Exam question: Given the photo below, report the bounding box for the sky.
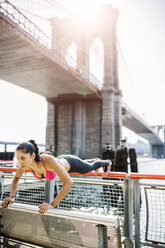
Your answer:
[0,0,165,144]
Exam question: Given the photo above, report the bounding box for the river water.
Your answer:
[137,157,165,174]
[137,157,165,184]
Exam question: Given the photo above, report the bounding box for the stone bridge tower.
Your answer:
[46,5,122,158]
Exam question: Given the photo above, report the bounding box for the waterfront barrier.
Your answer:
[0,166,165,247]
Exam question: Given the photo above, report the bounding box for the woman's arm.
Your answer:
[1,167,24,209]
[39,155,73,215]
[50,174,73,208]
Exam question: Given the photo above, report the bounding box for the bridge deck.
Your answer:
[0,16,97,98]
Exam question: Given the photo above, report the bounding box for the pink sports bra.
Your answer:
[32,158,62,181]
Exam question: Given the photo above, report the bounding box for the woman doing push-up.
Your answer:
[1,140,111,215]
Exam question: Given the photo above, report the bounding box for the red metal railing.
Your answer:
[1,166,165,180]
[0,167,127,179]
[1,160,165,180]
[130,173,165,180]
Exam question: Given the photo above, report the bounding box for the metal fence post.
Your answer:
[0,214,3,245]
[44,180,55,204]
[134,179,141,248]
[124,176,133,241]
[0,179,3,200]
[97,224,108,248]
[2,237,9,248]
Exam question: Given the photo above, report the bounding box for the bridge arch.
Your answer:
[51,4,118,89]
[89,38,104,85]
[65,42,77,70]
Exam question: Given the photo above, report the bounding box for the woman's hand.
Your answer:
[1,198,14,209]
[38,202,53,215]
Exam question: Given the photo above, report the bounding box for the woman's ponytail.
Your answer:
[28,140,40,162]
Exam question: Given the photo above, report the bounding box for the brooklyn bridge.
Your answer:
[0,0,164,158]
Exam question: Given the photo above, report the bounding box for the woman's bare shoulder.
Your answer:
[40,153,56,165]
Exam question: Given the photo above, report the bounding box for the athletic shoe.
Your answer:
[103,160,112,177]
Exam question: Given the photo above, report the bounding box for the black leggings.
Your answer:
[57,154,108,174]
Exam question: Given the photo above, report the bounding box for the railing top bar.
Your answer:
[0,167,31,173]
[0,174,124,185]
[130,173,165,180]
[69,172,127,179]
[0,160,14,164]
[68,177,124,185]
[0,167,127,179]
[139,182,165,187]
[0,174,37,180]
[1,167,165,180]
[0,142,45,146]
[0,201,119,228]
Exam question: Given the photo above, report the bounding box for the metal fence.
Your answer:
[139,184,165,247]
[1,175,45,205]
[0,175,125,219]
[144,186,165,244]
[130,174,165,248]
[0,170,165,248]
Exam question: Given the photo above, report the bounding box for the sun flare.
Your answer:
[67,0,103,16]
